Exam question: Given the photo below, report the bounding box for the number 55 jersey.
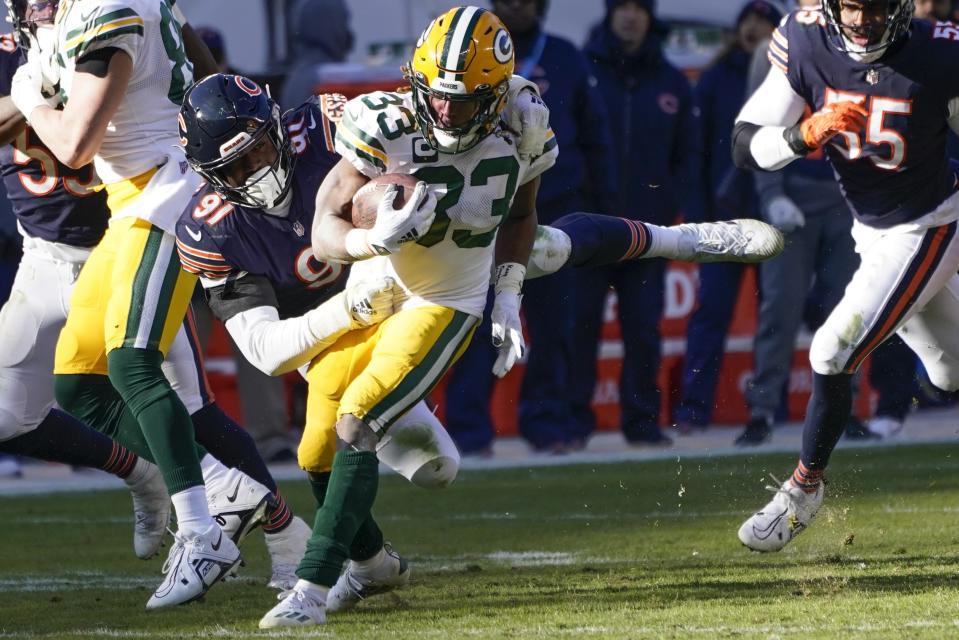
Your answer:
[769,11,959,227]
[337,91,557,318]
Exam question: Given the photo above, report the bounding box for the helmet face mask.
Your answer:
[406,6,515,154]
[822,0,915,55]
[5,0,58,49]
[179,75,296,211]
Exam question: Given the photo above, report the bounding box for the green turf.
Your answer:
[3,443,959,639]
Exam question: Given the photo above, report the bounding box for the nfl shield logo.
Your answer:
[293,221,305,237]
[866,68,880,85]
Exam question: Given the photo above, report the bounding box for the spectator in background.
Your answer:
[193,27,236,74]
[196,25,288,104]
[571,0,704,447]
[443,0,617,456]
[733,0,860,445]
[280,0,352,109]
[914,0,953,20]
[673,0,781,434]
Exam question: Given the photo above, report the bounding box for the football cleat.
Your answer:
[734,416,773,447]
[259,581,327,628]
[676,219,784,264]
[327,543,410,613]
[738,476,824,552]
[205,467,273,546]
[145,525,241,609]
[867,415,904,439]
[124,459,171,560]
[265,516,312,590]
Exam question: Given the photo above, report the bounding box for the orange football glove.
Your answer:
[799,101,868,149]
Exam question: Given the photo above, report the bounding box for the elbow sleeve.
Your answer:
[731,121,762,171]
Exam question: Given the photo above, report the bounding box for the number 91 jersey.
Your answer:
[769,11,959,227]
[336,91,557,317]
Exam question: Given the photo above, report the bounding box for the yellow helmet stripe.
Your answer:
[441,6,482,80]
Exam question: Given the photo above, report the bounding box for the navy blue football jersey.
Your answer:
[0,34,109,247]
[176,96,346,319]
[768,13,959,227]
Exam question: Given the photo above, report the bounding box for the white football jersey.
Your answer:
[336,91,558,317]
[50,0,199,231]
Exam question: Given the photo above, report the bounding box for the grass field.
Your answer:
[3,443,959,639]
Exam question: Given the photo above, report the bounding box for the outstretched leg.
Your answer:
[526,213,784,279]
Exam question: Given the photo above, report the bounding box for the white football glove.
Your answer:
[10,51,59,119]
[505,76,550,159]
[344,276,396,328]
[366,181,437,254]
[491,262,526,378]
[764,195,806,233]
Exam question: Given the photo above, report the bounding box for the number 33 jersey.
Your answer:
[770,11,959,227]
[336,91,557,317]
[52,0,191,184]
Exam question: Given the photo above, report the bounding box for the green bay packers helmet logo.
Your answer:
[493,29,513,64]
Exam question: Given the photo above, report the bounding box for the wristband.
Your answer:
[344,228,380,260]
[783,123,814,156]
[493,262,526,295]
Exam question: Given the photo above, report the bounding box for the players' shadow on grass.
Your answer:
[380,556,959,613]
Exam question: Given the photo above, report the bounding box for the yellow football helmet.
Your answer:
[406,6,515,153]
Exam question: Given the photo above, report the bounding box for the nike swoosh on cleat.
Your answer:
[226,479,242,503]
[751,508,788,540]
[211,530,223,551]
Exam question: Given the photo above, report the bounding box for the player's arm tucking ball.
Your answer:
[490,175,540,378]
[312,158,436,263]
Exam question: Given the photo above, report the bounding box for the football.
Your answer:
[351,173,422,230]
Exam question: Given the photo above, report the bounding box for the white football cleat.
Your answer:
[327,543,410,613]
[205,467,273,546]
[676,219,784,264]
[145,525,241,609]
[123,459,171,560]
[266,516,311,590]
[259,581,327,628]
[738,477,824,552]
[867,415,904,439]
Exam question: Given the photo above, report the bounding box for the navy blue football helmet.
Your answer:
[822,0,915,55]
[178,74,295,210]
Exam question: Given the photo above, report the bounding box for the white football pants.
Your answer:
[810,191,959,392]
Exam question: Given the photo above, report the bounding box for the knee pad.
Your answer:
[526,224,573,280]
[377,401,460,489]
[0,290,40,370]
[809,327,852,375]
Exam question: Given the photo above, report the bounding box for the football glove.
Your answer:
[10,51,59,119]
[491,262,526,378]
[799,101,867,150]
[764,195,806,233]
[505,76,551,159]
[344,276,396,328]
[366,181,437,254]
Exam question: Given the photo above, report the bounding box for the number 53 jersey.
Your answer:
[336,91,557,317]
[770,11,959,227]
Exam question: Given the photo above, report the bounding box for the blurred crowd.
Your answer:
[3,0,959,477]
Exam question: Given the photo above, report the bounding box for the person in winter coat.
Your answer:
[570,0,705,447]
